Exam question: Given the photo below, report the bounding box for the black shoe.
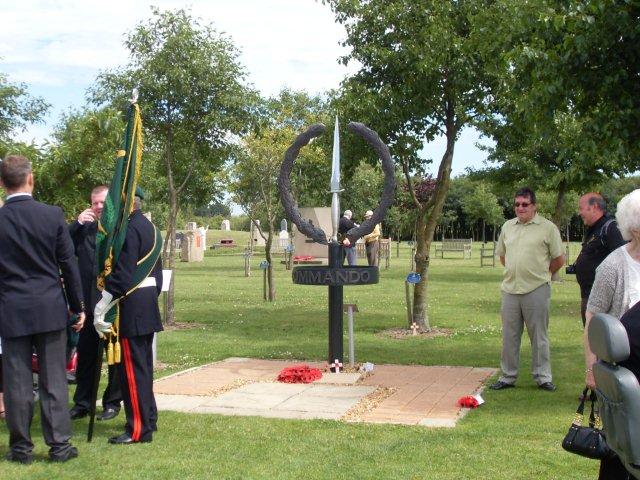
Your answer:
[5,451,33,465]
[49,446,78,463]
[538,381,557,392]
[490,380,515,390]
[69,405,88,420]
[108,433,151,445]
[97,408,120,421]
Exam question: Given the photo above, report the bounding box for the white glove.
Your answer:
[93,315,112,337]
[94,291,116,318]
[93,291,117,337]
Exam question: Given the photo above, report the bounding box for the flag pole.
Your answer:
[87,338,104,442]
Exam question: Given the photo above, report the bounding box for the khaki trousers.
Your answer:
[499,283,552,385]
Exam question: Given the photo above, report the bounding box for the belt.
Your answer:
[139,277,156,288]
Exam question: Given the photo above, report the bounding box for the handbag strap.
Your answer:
[588,391,596,427]
[587,388,603,429]
[573,387,589,425]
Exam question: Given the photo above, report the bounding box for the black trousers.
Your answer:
[118,334,157,442]
[599,454,632,479]
[2,329,75,457]
[73,316,122,411]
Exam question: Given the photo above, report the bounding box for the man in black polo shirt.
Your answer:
[574,192,627,326]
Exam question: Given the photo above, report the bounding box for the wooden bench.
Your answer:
[380,238,390,269]
[480,243,496,267]
[435,238,472,259]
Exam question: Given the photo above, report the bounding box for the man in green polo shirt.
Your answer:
[491,187,564,392]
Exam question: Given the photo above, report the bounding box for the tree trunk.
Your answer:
[482,218,486,244]
[412,210,430,329]
[162,140,178,325]
[265,222,276,302]
[412,108,457,330]
[164,185,178,325]
[552,180,567,228]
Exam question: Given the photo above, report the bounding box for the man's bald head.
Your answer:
[578,192,606,226]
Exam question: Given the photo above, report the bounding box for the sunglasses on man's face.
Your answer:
[514,202,531,208]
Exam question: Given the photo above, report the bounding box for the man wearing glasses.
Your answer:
[491,187,564,392]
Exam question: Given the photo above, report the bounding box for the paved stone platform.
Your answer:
[154,358,496,427]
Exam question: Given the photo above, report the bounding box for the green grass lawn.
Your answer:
[1,242,599,479]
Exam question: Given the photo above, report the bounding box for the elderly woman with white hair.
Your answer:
[585,189,640,389]
[584,190,640,480]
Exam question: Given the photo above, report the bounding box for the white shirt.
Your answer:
[5,192,32,200]
[623,247,640,308]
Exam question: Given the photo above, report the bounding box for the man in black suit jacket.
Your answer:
[68,185,122,422]
[93,189,163,444]
[0,155,85,464]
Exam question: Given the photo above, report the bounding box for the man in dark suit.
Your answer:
[0,155,85,464]
[68,185,122,422]
[93,188,163,444]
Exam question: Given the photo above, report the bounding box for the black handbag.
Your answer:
[562,387,612,459]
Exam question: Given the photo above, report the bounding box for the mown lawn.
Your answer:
[0,242,599,479]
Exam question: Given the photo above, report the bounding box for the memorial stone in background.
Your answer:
[180,225,204,262]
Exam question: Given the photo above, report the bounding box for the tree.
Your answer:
[342,162,384,223]
[34,107,125,215]
[232,128,287,301]
[328,0,494,329]
[231,90,330,301]
[472,1,640,226]
[0,69,49,143]
[536,190,579,241]
[91,8,253,323]
[462,182,503,243]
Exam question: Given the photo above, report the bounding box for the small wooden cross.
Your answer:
[411,322,419,336]
[330,359,343,373]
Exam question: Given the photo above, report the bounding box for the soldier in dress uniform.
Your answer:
[93,187,163,444]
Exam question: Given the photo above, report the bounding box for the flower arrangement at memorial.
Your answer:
[277,364,323,383]
[456,395,480,408]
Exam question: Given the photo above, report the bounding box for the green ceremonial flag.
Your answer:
[95,100,161,364]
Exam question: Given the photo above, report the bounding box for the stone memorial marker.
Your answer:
[251,219,266,247]
[278,118,395,371]
[292,207,331,260]
[180,224,204,262]
[221,219,231,231]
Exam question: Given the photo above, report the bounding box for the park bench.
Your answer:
[355,239,391,269]
[480,242,496,267]
[435,238,472,259]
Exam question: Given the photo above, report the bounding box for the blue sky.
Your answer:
[1,0,492,178]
